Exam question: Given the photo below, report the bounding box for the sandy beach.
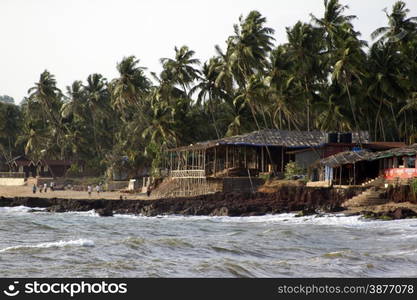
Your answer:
[0,185,150,200]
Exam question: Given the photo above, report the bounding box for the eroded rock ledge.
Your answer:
[0,186,357,217]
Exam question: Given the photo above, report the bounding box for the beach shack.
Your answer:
[310,143,415,185]
[159,129,368,197]
[37,159,72,178]
[8,155,37,178]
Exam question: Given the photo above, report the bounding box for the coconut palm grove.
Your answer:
[1,0,417,178]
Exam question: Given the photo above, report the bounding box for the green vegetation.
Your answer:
[410,178,417,200]
[1,1,417,177]
[0,95,15,104]
[284,161,305,180]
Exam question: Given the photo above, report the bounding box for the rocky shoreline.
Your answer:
[0,186,356,217]
[1,185,417,220]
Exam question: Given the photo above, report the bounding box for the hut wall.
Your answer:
[295,150,322,170]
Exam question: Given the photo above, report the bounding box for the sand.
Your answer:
[0,185,151,200]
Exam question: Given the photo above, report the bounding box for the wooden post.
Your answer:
[353,163,356,185]
[198,150,201,169]
[231,146,234,168]
[203,150,206,173]
[226,146,228,170]
[339,166,342,186]
[244,147,247,168]
[214,148,217,176]
[261,147,264,173]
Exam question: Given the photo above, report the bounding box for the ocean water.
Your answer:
[1,206,417,277]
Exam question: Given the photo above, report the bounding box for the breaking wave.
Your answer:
[0,239,95,253]
[0,206,45,213]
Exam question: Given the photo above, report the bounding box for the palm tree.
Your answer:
[27,70,66,158]
[190,57,229,138]
[28,70,62,129]
[311,0,356,53]
[110,56,151,118]
[371,1,417,44]
[142,95,177,148]
[367,42,406,140]
[225,11,275,87]
[266,46,300,130]
[160,46,200,94]
[285,21,324,131]
[61,80,86,120]
[84,73,110,156]
[232,74,268,130]
[331,24,367,143]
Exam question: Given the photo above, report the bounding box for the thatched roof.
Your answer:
[169,129,369,152]
[370,143,417,159]
[315,144,417,168]
[314,150,376,168]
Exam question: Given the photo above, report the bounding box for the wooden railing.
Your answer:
[0,172,25,178]
[170,169,206,178]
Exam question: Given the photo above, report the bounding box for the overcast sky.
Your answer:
[1,0,416,103]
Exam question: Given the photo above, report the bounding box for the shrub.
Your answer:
[284,161,305,180]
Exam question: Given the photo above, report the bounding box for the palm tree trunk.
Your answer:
[374,97,383,141]
[389,103,400,141]
[208,100,220,139]
[345,81,361,145]
[8,137,12,160]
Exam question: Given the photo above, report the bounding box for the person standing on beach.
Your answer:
[44,183,48,193]
[39,185,43,193]
[50,182,54,191]
[96,185,100,195]
[32,184,37,194]
[87,185,92,197]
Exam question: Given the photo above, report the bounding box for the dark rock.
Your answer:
[95,208,113,217]
[47,205,66,213]
[295,208,316,217]
[392,208,417,219]
[0,185,364,217]
[210,207,229,216]
[361,208,417,220]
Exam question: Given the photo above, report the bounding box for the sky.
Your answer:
[1,0,417,104]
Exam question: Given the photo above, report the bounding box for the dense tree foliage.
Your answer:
[1,1,417,176]
[0,95,15,104]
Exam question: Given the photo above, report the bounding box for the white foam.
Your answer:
[0,206,46,214]
[113,214,143,219]
[0,239,95,253]
[63,210,99,217]
[110,212,417,230]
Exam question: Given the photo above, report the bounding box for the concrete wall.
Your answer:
[0,178,26,186]
[106,181,129,191]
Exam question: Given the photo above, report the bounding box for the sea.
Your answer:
[1,206,417,277]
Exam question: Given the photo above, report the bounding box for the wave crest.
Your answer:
[0,239,95,253]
